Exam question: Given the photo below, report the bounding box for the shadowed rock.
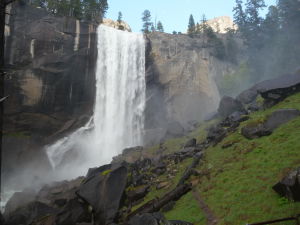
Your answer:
[77,166,128,225]
[218,96,244,118]
[241,109,300,139]
[273,167,300,201]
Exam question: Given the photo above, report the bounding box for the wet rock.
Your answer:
[4,190,36,218]
[161,201,176,212]
[55,199,91,225]
[4,201,57,225]
[204,111,219,122]
[237,87,258,105]
[85,164,112,180]
[273,167,300,201]
[77,166,127,225]
[258,72,300,106]
[128,212,169,225]
[151,162,167,175]
[241,123,271,139]
[218,96,244,118]
[206,125,227,145]
[241,109,300,139]
[264,109,300,131]
[127,186,150,203]
[184,138,197,148]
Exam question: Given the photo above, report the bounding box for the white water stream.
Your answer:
[46,25,146,177]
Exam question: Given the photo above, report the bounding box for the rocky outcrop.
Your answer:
[241,109,300,139]
[237,71,300,106]
[102,18,131,32]
[145,32,235,143]
[218,96,244,117]
[273,167,300,201]
[206,16,237,34]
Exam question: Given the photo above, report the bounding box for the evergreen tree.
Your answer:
[142,10,152,33]
[151,23,156,32]
[117,11,122,24]
[187,14,195,35]
[233,0,247,29]
[245,0,266,29]
[157,21,164,32]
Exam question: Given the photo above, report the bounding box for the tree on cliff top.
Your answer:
[141,9,152,33]
[157,21,164,32]
[187,14,195,35]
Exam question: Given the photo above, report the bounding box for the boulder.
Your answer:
[77,166,128,225]
[241,109,300,139]
[184,138,197,148]
[241,123,271,139]
[127,186,150,203]
[128,212,169,225]
[4,190,36,218]
[273,167,300,201]
[264,109,300,131]
[206,125,227,145]
[236,87,258,105]
[257,72,300,105]
[4,201,57,225]
[55,199,91,225]
[218,96,244,118]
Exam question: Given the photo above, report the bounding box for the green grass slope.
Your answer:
[163,92,300,224]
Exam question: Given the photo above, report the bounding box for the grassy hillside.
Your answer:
[139,92,300,225]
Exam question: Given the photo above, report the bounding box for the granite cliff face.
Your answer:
[3,2,97,188]
[145,32,234,144]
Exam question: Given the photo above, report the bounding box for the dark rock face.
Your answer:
[3,3,97,189]
[55,199,90,225]
[218,96,244,118]
[241,109,300,139]
[184,138,197,148]
[237,71,300,107]
[241,123,271,139]
[4,201,57,225]
[77,166,128,225]
[273,167,300,201]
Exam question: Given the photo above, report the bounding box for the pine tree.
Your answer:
[187,14,195,35]
[245,0,266,29]
[142,10,152,33]
[233,0,247,29]
[151,23,155,32]
[157,21,164,32]
[117,11,122,24]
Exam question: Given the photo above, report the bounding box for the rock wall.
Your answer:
[145,32,234,140]
[3,2,98,188]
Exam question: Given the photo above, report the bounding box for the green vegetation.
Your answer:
[29,0,108,21]
[233,0,300,79]
[137,92,300,224]
[101,169,112,176]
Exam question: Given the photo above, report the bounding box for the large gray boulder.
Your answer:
[4,201,57,225]
[241,109,300,139]
[273,167,300,201]
[218,96,244,118]
[77,166,128,225]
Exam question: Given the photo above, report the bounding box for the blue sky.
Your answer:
[106,0,277,33]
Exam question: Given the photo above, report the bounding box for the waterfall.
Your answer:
[46,25,146,178]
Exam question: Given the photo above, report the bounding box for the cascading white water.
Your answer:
[46,25,145,177]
